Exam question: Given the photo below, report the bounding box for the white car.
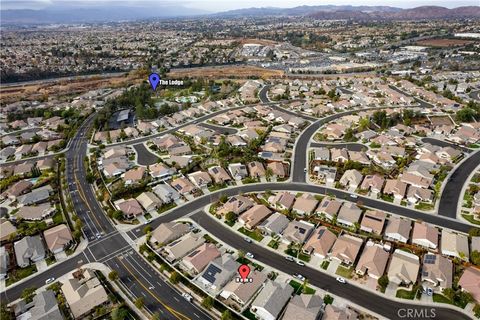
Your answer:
[296,260,305,266]
[336,277,346,284]
[244,237,252,243]
[350,194,358,199]
[304,168,308,173]
[182,292,193,302]
[96,233,101,239]
[45,277,55,285]
[246,252,254,259]
[294,273,306,281]
[285,256,295,262]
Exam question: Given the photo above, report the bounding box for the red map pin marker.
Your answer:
[238,264,251,282]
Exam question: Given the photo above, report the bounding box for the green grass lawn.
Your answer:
[396,288,417,300]
[267,239,279,249]
[6,265,38,286]
[208,183,227,192]
[52,211,64,224]
[289,280,316,295]
[415,202,434,211]
[238,227,264,241]
[335,266,353,279]
[224,219,235,227]
[462,214,480,225]
[46,256,56,266]
[433,293,452,304]
[321,261,330,270]
[298,253,311,263]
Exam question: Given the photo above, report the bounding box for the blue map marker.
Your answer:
[148,73,160,91]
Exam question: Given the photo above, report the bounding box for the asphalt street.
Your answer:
[190,211,470,320]
[310,142,366,151]
[132,143,160,166]
[199,122,238,135]
[421,137,470,153]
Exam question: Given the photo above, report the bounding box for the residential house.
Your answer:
[331,148,349,162]
[197,255,240,294]
[312,147,330,161]
[360,175,385,194]
[43,224,73,254]
[116,198,143,219]
[228,163,248,180]
[258,212,289,236]
[170,177,196,195]
[329,234,363,266]
[150,222,190,248]
[14,236,45,268]
[421,254,452,291]
[181,243,221,274]
[17,185,53,206]
[220,271,268,308]
[123,167,146,185]
[316,198,342,221]
[458,267,480,302]
[441,230,469,261]
[136,192,162,212]
[336,202,362,227]
[360,210,386,235]
[218,196,254,216]
[412,222,438,250]
[3,180,33,200]
[387,249,420,285]
[61,268,109,319]
[152,183,180,203]
[267,162,286,178]
[163,233,204,263]
[269,192,295,211]
[238,205,272,230]
[315,166,337,185]
[15,290,63,320]
[281,294,322,320]
[248,161,266,178]
[407,186,434,204]
[281,220,315,245]
[0,219,17,242]
[250,281,294,320]
[383,179,408,201]
[355,243,389,279]
[292,194,318,216]
[339,169,363,189]
[149,163,176,180]
[384,217,411,243]
[323,305,358,320]
[208,166,232,184]
[187,171,212,189]
[302,226,337,259]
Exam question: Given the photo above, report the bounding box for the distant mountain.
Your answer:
[0,5,209,25]
[215,5,480,20]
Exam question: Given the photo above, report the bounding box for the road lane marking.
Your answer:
[116,257,189,320]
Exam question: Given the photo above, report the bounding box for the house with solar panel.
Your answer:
[195,255,240,294]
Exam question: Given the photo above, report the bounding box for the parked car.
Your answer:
[336,277,346,284]
[96,233,101,239]
[294,273,305,281]
[285,256,295,262]
[350,194,358,199]
[427,288,433,296]
[45,277,55,284]
[246,252,254,259]
[182,293,193,302]
[296,260,305,266]
[244,237,252,243]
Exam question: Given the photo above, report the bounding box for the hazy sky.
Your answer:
[2,0,479,11]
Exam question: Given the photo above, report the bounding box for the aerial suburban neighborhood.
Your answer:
[1,1,480,320]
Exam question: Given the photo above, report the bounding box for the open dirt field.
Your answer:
[168,65,285,79]
[1,72,143,104]
[429,115,454,126]
[416,38,476,47]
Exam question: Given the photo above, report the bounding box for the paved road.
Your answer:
[421,137,471,153]
[132,143,159,166]
[310,142,366,152]
[199,122,237,135]
[190,211,470,320]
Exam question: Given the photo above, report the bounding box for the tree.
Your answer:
[377,275,389,290]
[111,307,129,320]
[21,287,36,303]
[113,210,124,220]
[225,211,236,223]
[323,294,334,305]
[201,296,214,310]
[134,297,145,309]
[469,228,480,237]
[443,287,455,301]
[108,270,119,281]
[169,271,181,284]
[0,304,13,320]
[221,310,233,320]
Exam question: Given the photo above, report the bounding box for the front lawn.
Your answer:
[396,288,417,300]
[289,280,316,295]
[268,239,279,249]
[462,214,480,225]
[6,265,38,286]
[433,293,452,304]
[415,202,434,211]
[335,266,353,279]
[238,227,264,242]
[321,261,330,270]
